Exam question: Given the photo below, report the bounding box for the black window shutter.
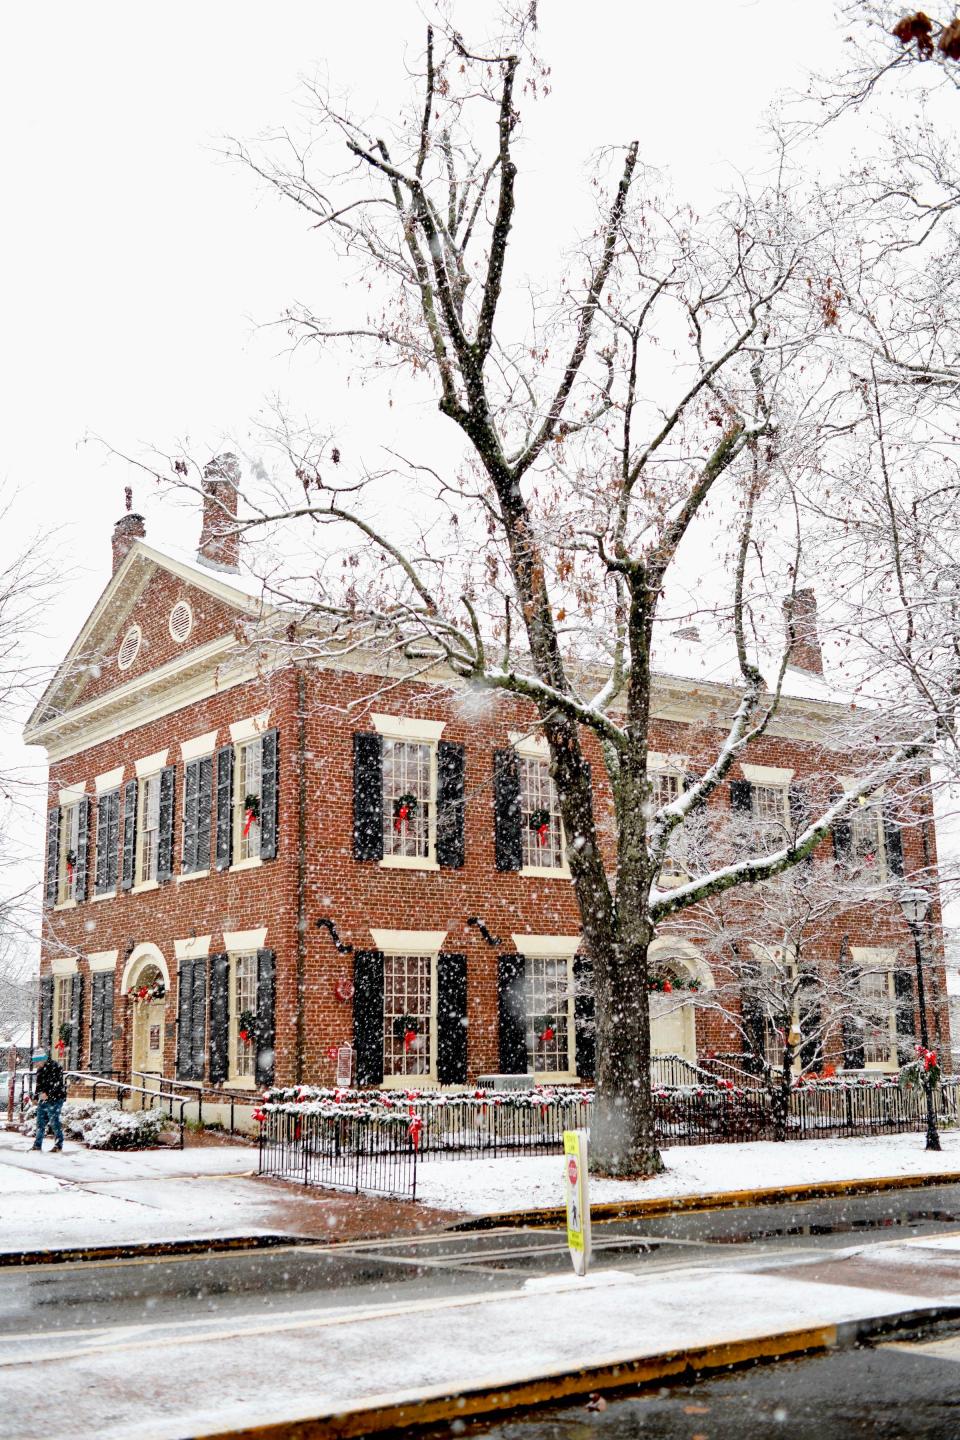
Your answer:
[730,779,753,812]
[740,970,765,1073]
[157,764,176,883]
[74,796,91,902]
[894,969,916,1061]
[176,960,195,1080]
[214,746,234,871]
[106,789,121,891]
[353,949,384,1086]
[100,973,115,1075]
[493,749,522,872]
[353,733,384,861]
[190,960,207,1080]
[196,755,213,872]
[39,975,54,1051]
[683,772,706,813]
[208,953,229,1086]
[94,795,110,894]
[69,973,84,1071]
[788,782,810,839]
[44,806,60,908]
[883,806,905,878]
[436,741,465,869]
[832,793,852,864]
[798,981,822,1070]
[121,779,138,891]
[256,948,276,1086]
[260,729,279,861]
[89,974,103,1076]
[436,952,468,1084]
[182,760,200,874]
[573,955,595,1081]
[497,954,528,1073]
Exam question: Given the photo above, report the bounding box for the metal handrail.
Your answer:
[65,1070,196,1148]
[129,1069,256,1137]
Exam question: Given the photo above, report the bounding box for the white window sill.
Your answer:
[54,899,77,912]
[131,879,159,895]
[381,1072,439,1089]
[520,865,571,880]
[528,1070,578,1084]
[222,1077,258,1091]
[92,890,116,903]
[230,856,263,873]
[176,868,209,884]
[380,855,440,872]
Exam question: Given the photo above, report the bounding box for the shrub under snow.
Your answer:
[25,1099,166,1149]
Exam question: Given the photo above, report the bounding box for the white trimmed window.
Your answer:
[228,952,257,1082]
[851,801,886,877]
[52,974,72,1053]
[524,956,574,1077]
[382,739,433,862]
[235,739,263,863]
[57,802,81,905]
[859,964,897,1069]
[650,768,683,882]
[752,784,789,850]
[383,954,434,1079]
[137,773,161,885]
[519,756,565,871]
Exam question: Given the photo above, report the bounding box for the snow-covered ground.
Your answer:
[415,1132,960,1214]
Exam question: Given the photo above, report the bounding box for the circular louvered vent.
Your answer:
[117,624,142,671]
[169,599,193,644]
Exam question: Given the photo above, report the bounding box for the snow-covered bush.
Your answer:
[24,1098,167,1149]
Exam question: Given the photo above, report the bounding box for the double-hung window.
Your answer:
[228,952,258,1083]
[650,768,683,882]
[859,963,897,1069]
[523,955,574,1077]
[57,803,81,905]
[137,773,161,885]
[235,739,263,864]
[52,973,72,1054]
[851,800,886,877]
[383,953,434,1079]
[382,738,433,862]
[751,784,789,851]
[519,755,565,871]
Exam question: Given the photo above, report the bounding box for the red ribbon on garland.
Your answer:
[243,808,256,838]
[408,1114,423,1150]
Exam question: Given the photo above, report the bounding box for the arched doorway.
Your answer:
[122,946,170,1088]
[648,943,713,1063]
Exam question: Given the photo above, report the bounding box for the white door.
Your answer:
[133,1000,166,1086]
[650,995,696,1060]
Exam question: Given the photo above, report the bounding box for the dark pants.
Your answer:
[34,1099,64,1149]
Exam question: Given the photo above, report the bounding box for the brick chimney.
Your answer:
[197,454,240,573]
[112,487,146,573]
[783,587,823,676]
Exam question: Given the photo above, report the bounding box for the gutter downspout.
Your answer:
[295,667,307,1084]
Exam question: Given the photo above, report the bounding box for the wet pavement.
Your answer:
[5,1182,960,1339]
[452,1332,960,1440]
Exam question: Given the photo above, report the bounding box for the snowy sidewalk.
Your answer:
[4,1231,960,1438]
[416,1131,960,1215]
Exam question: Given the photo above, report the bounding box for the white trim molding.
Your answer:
[135,748,169,778]
[647,751,689,773]
[850,945,899,969]
[223,927,268,953]
[650,936,715,991]
[372,713,445,742]
[511,932,581,960]
[87,950,119,973]
[58,783,87,806]
[50,956,79,976]
[95,765,125,795]
[509,729,549,758]
[121,943,171,995]
[370,928,448,954]
[741,763,795,786]
[180,730,218,762]
[229,712,271,744]
[174,936,211,962]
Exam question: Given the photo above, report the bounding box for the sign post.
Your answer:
[563,1128,591,1276]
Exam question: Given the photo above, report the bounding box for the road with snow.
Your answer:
[4,1186,960,1437]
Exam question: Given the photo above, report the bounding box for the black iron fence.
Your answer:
[258,1078,960,1202]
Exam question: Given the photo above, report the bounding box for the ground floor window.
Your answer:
[524,956,572,1075]
[860,966,897,1068]
[383,954,433,1078]
[229,953,257,1081]
[52,974,72,1056]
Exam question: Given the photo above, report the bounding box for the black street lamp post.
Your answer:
[898,885,941,1153]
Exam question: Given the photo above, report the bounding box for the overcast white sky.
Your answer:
[4,0,904,964]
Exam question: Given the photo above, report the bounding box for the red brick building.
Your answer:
[25,460,951,1104]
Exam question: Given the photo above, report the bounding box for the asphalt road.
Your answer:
[455,1333,960,1440]
[5,1183,960,1342]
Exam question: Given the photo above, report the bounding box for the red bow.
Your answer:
[403,1028,417,1052]
[394,803,410,834]
[239,1028,250,1044]
[537,821,549,846]
[408,1115,423,1150]
[539,1025,555,1045]
[243,807,257,838]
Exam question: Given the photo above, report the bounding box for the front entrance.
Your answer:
[130,964,166,1088]
[649,994,697,1061]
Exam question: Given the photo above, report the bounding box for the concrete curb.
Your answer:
[450,1168,960,1231]
[190,1303,960,1439]
[0,1234,293,1268]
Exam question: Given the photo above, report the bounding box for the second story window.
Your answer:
[382,739,433,861]
[752,784,789,850]
[851,801,885,875]
[58,803,81,904]
[519,755,564,870]
[137,774,161,884]
[235,739,263,863]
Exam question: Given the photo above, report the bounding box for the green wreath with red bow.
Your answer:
[393,793,418,833]
[392,1013,421,1052]
[238,1008,257,1045]
[243,793,261,839]
[528,808,551,847]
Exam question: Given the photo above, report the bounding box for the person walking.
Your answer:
[32,1050,67,1152]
